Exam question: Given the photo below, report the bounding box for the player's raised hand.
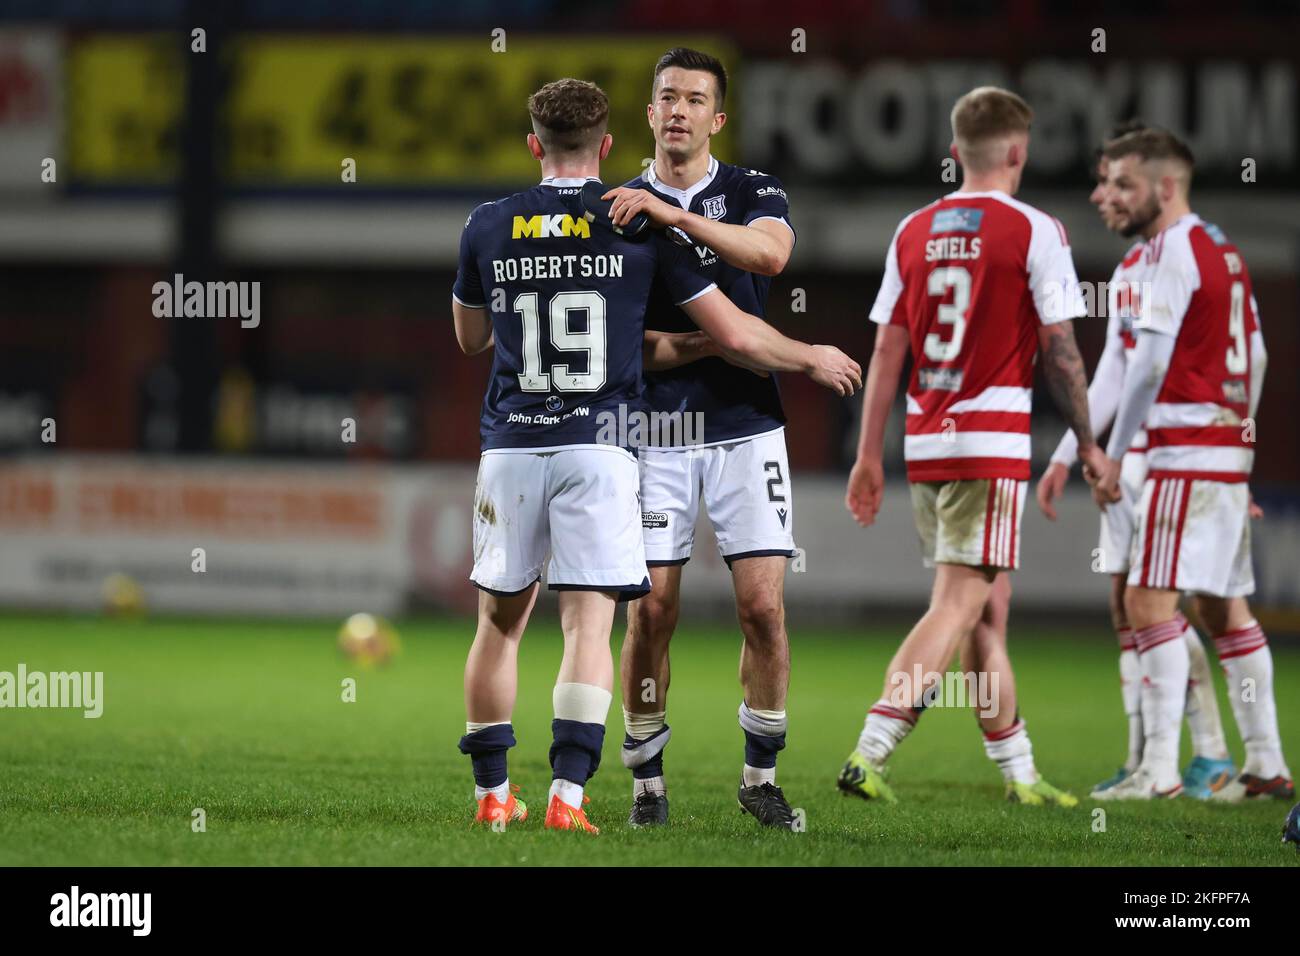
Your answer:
[807,345,862,397]
[602,187,682,230]
[845,456,885,527]
[1036,461,1069,521]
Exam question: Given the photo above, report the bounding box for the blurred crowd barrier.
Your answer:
[3,456,1297,624]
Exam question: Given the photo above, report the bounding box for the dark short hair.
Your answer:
[1107,118,1147,141]
[1103,126,1195,172]
[527,78,609,154]
[652,47,727,108]
[1093,119,1147,162]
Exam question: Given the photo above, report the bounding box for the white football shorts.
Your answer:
[1128,476,1254,598]
[470,446,649,598]
[1096,450,1149,575]
[909,477,1026,570]
[639,428,795,566]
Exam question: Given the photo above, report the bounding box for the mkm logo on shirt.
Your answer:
[512,214,590,239]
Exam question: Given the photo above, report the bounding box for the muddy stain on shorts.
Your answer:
[937,479,990,558]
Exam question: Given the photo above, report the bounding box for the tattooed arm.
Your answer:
[1038,321,1115,497]
[1038,321,1096,452]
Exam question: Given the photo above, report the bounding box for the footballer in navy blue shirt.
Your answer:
[451,78,859,835]
[600,48,812,831]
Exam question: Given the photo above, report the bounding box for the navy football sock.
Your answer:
[550,718,606,785]
[738,702,787,773]
[458,723,516,790]
[743,730,786,769]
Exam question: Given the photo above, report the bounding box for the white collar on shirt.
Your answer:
[944,189,1008,199]
[540,176,601,187]
[646,156,720,209]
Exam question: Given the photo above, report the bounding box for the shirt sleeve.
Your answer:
[1248,328,1266,420]
[1106,330,1176,459]
[1135,234,1198,337]
[868,219,906,327]
[451,206,487,309]
[655,234,718,306]
[741,170,796,245]
[1028,213,1086,325]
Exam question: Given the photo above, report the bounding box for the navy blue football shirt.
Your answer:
[628,158,795,446]
[453,176,716,451]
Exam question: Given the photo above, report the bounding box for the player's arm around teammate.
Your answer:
[679,289,860,394]
[642,330,717,370]
[604,186,794,277]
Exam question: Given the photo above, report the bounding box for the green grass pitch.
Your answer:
[1,612,1296,866]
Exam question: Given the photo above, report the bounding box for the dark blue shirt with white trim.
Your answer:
[453,177,716,451]
[627,158,794,446]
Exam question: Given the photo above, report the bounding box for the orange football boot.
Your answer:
[474,784,528,829]
[543,793,599,834]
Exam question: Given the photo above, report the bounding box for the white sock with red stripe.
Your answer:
[1179,614,1229,760]
[855,702,916,766]
[1117,627,1143,772]
[982,718,1037,784]
[1214,622,1289,779]
[1134,618,1189,788]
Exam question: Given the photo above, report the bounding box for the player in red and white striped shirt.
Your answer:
[836,87,1111,806]
[1038,130,1237,800]
[1091,128,1291,802]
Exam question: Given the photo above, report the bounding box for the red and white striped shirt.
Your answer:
[870,190,1085,482]
[1133,214,1259,483]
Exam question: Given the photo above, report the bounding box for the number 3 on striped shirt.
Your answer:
[924,266,971,362]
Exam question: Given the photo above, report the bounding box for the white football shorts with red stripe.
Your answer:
[909,477,1026,570]
[1096,449,1148,575]
[1127,476,1254,597]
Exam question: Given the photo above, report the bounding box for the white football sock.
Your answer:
[623,708,666,740]
[1180,616,1229,760]
[466,719,510,733]
[1134,619,1189,788]
[553,682,612,724]
[633,775,665,798]
[742,764,776,787]
[1117,628,1143,772]
[549,778,584,809]
[1215,623,1289,779]
[855,701,916,766]
[475,779,511,803]
[983,719,1037,784]
[622,708,670,797]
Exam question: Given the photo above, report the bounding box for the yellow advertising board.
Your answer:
[69,34,185,183]
[68,35,735,188]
